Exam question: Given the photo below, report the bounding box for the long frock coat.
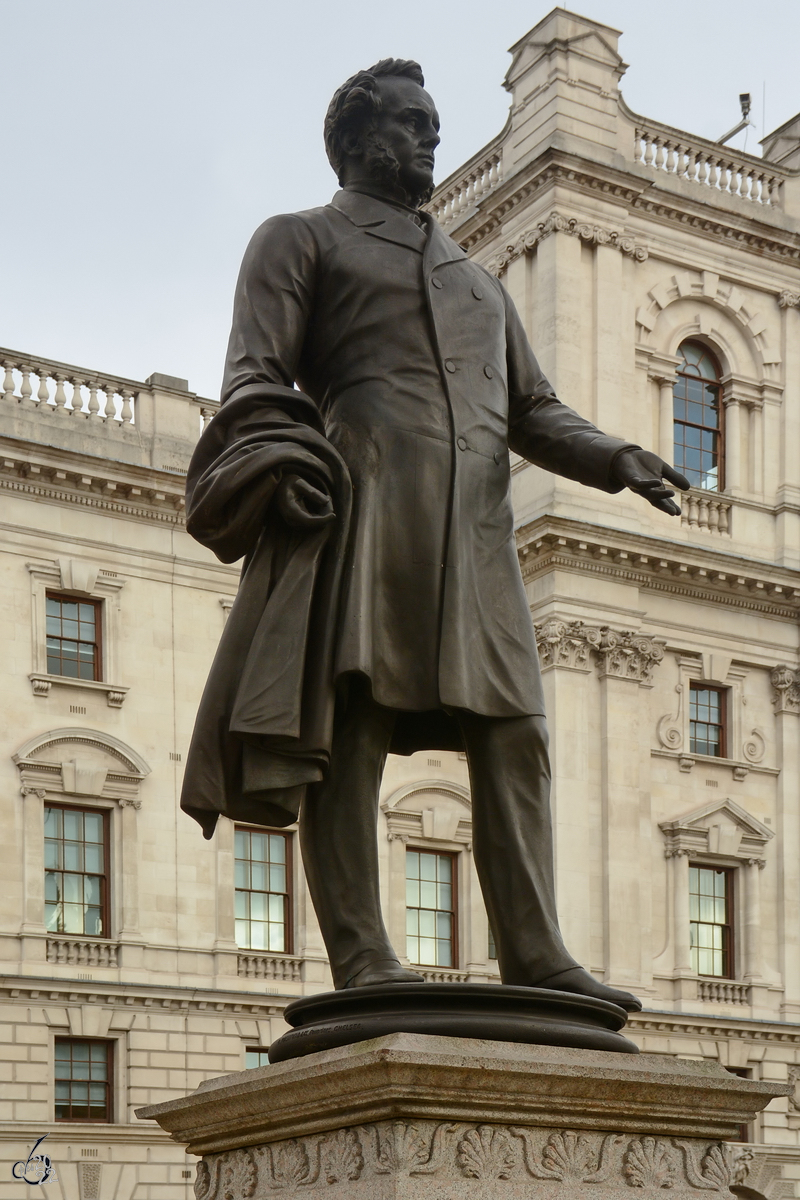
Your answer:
[180,189,634,836]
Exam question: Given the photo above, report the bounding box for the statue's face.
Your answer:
[364,76,440,201]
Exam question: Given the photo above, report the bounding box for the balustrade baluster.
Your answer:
[53,374,68,415]
[120,388,134,424]
[707,157,719,190]
[19,369,33,406]
[697,154,709,186]
[3,362,15,401]
[87,382,101,420]
[489,155,500,186]
[708,501,720,532]
[644,134,655,167]
[634,130,643,162]
[70,378,86,417]
[687,495,699,527]
[36,372,51,411]
[718,505,730,534]
[655,139,666,171]
[664,142,676,174]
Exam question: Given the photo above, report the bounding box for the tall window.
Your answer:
[690,865,733,977]
[45,806,108,938]
[46,593,102,680]
[406,849,456,968]
[690,684,726,757]
[54,1039,112,1122]
[234,828,292,952]
[673,341,722,491]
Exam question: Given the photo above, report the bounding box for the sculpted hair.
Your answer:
[324,58,425,183]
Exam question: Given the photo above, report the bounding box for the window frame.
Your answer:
[44,801,112,941]
[689,682,727,758]
[672,340,724,493]
[233,826,294,955]
[689,862,735,980]
[405,846,459,970]
[54,1037,114,1123]
[244,1046,270,1069]
[45,591,103,683]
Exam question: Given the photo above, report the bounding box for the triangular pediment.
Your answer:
[660,798,772,860]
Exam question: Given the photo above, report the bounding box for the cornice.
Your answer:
[516,516,800,621]
[0,444,186,526]
[0,976,287,1016]
[485,209,648,277]
[630,1009,800,1043]
[449,147,800,271]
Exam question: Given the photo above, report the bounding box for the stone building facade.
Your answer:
[2,7,800,1197]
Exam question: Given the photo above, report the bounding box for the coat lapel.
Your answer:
[329,189,427,253]
[422,214,468,275]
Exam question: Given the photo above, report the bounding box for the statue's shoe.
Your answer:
[533,966,642,1012]
[344,958,425,988]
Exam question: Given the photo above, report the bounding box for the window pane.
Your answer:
[405,849,456,968]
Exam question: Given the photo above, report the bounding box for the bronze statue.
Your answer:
[181,60,688,1011]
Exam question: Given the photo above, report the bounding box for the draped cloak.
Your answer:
[181,190,635,837]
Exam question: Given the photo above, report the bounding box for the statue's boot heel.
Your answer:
[344,957,425,988]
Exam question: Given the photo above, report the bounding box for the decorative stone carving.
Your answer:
[742,727,766,763]
[191,1124,751,1196]
[534,618,602,670]
[623,1137,679,1189]
[595,628,665,684]
[486,210,648,276]
[657,684,684,750]
[778,289,800,308]
[771,665,800,713]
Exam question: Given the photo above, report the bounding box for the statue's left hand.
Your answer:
[612,449,690,516]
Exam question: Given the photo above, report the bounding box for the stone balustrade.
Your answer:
[237,953,303,982]
[680,489,732,535]
[416,967,469,983]
[46,937,119,967]
[634,125,784,207]
[2,349,140,425]
[427,149,503,227]
[697,979,751,1005]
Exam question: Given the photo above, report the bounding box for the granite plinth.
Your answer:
[137,1032,789,1199]
[268,982,638,1062]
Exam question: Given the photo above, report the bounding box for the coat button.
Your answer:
[432,277,443,289]
[484,365,494,379]
[445,359,456,373]
[493,451,502,465]
[472,286,483,300]
[457,436,467,451]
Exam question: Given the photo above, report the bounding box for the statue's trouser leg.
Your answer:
[300,676,398,989]
[457,710,580,986]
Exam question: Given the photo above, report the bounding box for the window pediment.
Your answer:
[660,798,772,862]
[14,728,150,805]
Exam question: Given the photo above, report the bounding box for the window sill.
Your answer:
[651,747,778,780]
[29,673,128,708]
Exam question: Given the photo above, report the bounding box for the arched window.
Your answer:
[673,342,723,491]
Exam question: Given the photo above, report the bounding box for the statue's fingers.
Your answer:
[660,463,691,490]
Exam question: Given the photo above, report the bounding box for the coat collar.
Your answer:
[330,189,427,253]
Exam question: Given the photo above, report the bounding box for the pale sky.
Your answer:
[2,0,798,400]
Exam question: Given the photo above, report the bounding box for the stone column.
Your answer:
[771,666,800,1017]
[117,797,142,941]
[535,618,600,967]
[722,397,742,493]
[594,629,664,990]
[743,857,765,982]
[213,816,240,979]
[654,375,676,465]
[670,848,693,977]
[749,401,764,496]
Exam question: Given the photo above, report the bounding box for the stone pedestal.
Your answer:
[138,1033,788,1199]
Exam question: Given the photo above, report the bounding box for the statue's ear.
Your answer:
[339,126,364,158]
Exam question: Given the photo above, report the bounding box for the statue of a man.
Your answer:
[181,59,688,1008]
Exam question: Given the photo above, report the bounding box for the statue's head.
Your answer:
[324,59,440,207]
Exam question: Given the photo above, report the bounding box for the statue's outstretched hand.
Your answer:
[612,449,690,516]
[274,474,335,529]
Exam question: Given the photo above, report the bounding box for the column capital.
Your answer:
[534,618,601,671]
[771,665,800,714]
[594,627,666,685]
